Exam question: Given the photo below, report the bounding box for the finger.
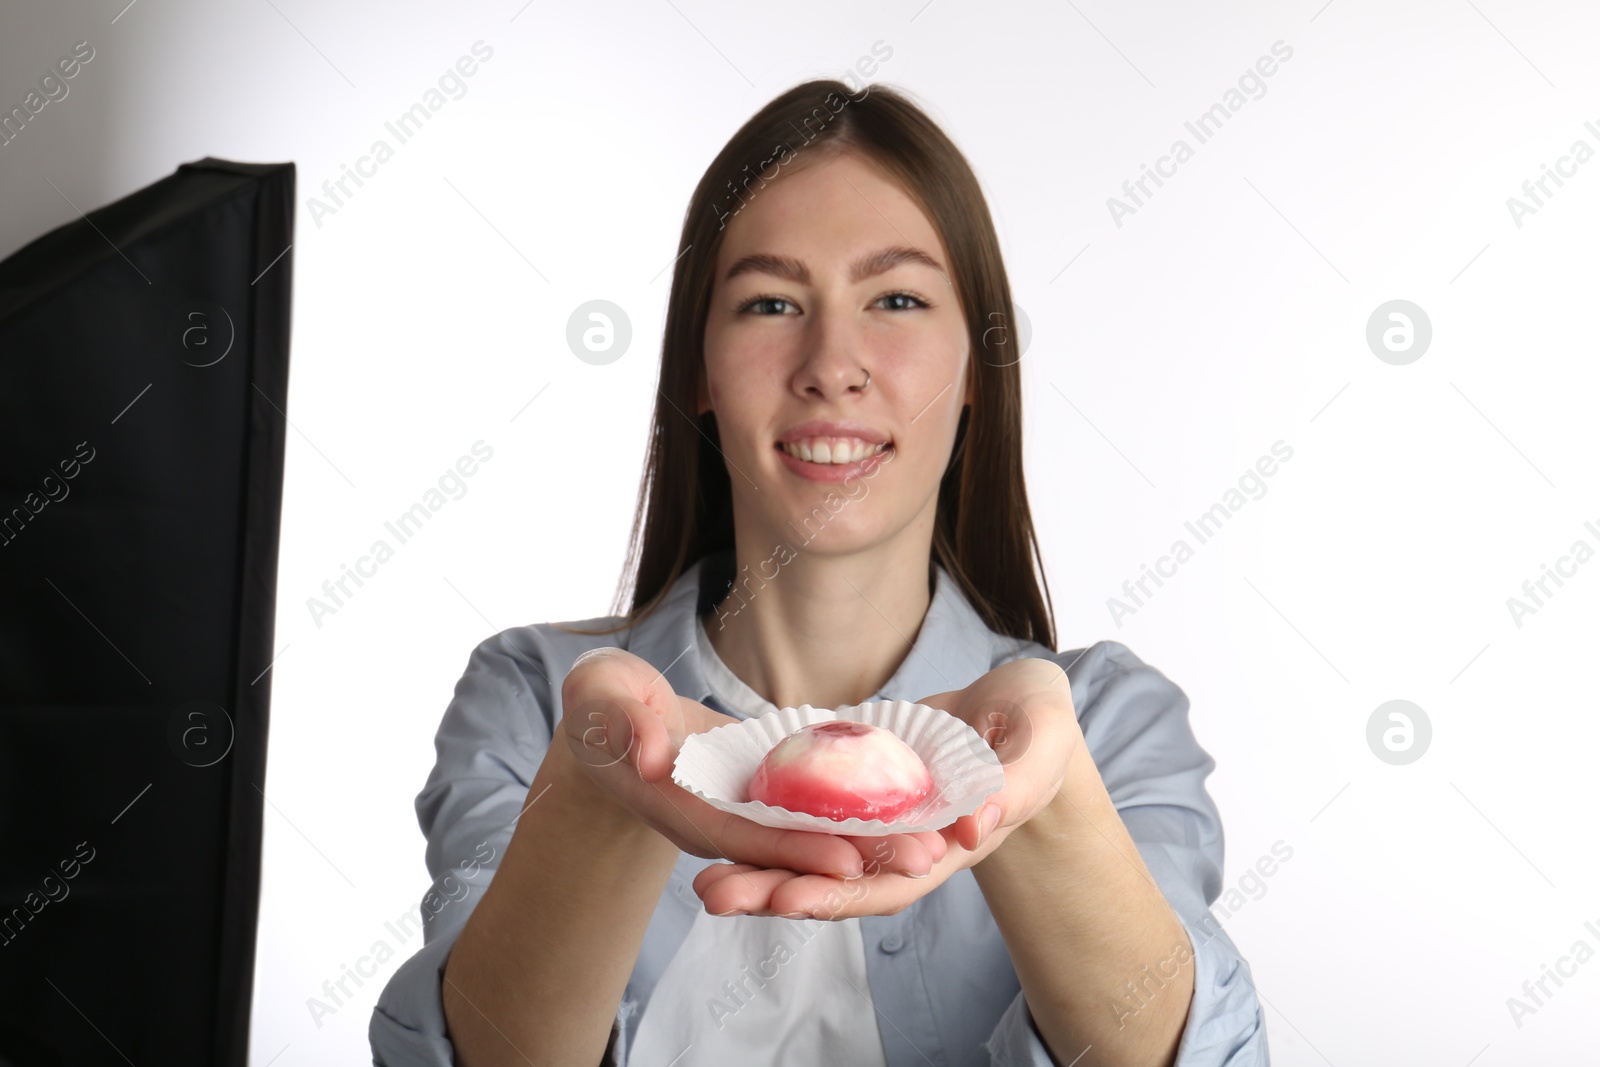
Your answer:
[988,699,1036,769]
[563,649,685,779]
[623,696,678,782]
[687,807,865,879]
[566,646,679,716]
[951,801,1004,853]
[692,861,762,898]
[950,811,981,853]
[912,829,948,864]
[840,833,934,877]
[697,866,803,917]
[915,687,962,714]
[940,808,982,854]
[767,872,909,921]
[567,696,674,781]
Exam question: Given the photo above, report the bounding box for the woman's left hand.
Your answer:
[693,656,1083,919]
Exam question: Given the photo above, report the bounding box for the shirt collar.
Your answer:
[625,549,1008,713]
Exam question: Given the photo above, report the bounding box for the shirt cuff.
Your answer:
[981,911,1268,1067]
[1170,910,1269,1065]
[984,988,1057,1066]
[368,932,459,1066]
[369,932,640,1067]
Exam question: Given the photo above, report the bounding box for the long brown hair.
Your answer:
[561,79,1056,650]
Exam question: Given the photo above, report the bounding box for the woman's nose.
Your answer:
[792,311,869,399]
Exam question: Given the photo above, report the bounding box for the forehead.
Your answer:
[713,150,946,274]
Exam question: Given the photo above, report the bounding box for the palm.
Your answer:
[558,648,948,881]
[692,656,1079,919]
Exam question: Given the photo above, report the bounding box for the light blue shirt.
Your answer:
[369,550,1269,1064]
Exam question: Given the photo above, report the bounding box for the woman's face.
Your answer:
[699,149,971,559]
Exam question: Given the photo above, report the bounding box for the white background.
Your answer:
[3,1,1598,1063]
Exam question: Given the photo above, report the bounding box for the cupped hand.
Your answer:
[693,656,1081,919]
[557,647,948,881]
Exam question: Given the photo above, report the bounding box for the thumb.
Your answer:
[567,697,647,774]
[624,694,683,782]
[960,800,1004,852]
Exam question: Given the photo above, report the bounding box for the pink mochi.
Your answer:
[747,720,933,823]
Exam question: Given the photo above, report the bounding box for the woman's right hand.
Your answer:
[555,646,946,886]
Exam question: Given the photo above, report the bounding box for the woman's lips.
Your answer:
[774,442,893,483]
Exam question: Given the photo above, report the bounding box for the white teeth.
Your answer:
[780,438,889,465]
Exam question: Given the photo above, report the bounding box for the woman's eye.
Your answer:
[739,295,797,315]
[876,292,928,311]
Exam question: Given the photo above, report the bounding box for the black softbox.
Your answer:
[0,158,294,1065]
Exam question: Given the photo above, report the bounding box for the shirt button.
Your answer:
[880,934,904,954]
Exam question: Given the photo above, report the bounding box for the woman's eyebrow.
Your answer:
[723,246,946,285]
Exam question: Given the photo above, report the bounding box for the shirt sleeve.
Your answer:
[983,988,1057,1065]
[983,641,1268,1066]
[368,627,560,1065]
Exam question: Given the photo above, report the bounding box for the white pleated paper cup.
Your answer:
[672,699,1005,836]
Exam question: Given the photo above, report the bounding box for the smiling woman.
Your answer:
[371,79,1268,1067]
[613,81,1050,663]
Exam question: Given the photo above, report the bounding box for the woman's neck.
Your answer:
[704,539,935,711]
